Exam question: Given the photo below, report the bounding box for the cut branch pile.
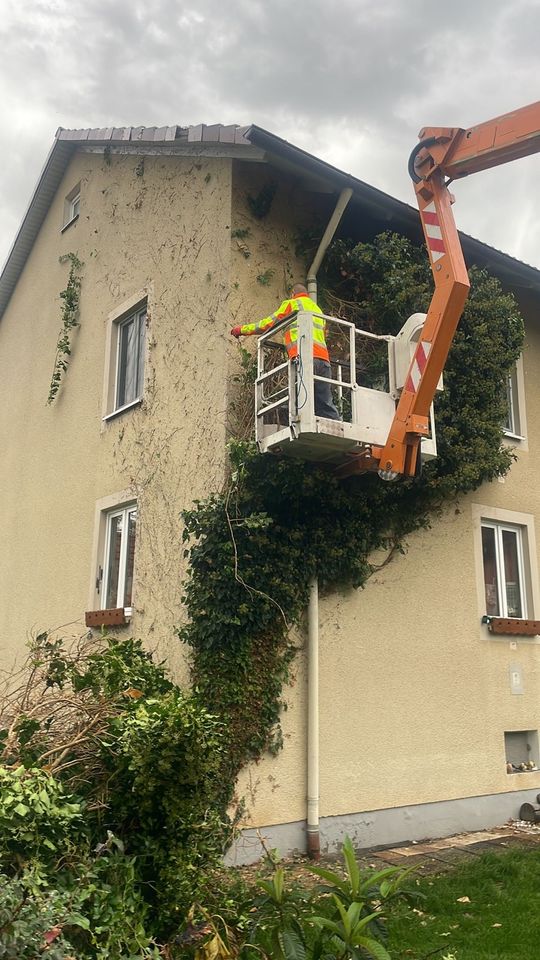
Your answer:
[0,632,122,800]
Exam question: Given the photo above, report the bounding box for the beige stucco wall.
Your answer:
[0,149,234,676]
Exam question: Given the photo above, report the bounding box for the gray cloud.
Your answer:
[1,0,540,269]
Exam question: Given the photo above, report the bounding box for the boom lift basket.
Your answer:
[255,310,439,469]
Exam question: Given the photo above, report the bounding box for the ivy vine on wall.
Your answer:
[47,253,83,404]
[179,231,524,816]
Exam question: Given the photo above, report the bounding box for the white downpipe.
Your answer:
[307,576,320,859]
[307,187,353,300]
[304,190,352,857]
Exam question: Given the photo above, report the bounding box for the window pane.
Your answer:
[502,529,523,618]
[124,509,137,607]
[106,515,123,608]
[118,318,137,406]
[503,375,514,433]
[71,195,80,219]
[136,310,146,397]
[116,312,145,409]
[482,526,500,616]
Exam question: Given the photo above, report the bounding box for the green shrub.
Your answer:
[107,690,230,928]
[0,636,232,939]
[54,839,161,960]
[0,846,161,960]
[0,766,85,871]
[0,874,81,960]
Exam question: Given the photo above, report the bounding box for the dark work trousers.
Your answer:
[313,358,341,420]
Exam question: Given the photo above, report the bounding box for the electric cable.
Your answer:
[295,335,308,411]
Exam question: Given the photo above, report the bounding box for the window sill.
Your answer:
[86,608,129,628]
[102,398,143,422]
[61,214,79,233]
[482,616,540,636]
[502,430,526,442]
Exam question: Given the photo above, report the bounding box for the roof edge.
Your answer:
[1,122,539,321]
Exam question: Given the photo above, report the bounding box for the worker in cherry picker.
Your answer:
[230,283,341,420]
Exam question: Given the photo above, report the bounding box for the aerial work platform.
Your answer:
[255,310,440,476]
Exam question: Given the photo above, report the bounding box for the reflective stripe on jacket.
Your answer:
[239,293,329,361]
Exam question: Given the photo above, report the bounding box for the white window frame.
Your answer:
[88,490,138,618]
[70,192,81,221]
[472,504,540,638]
[102,287,152,425]
[502,356,527,446]
[481,520,528,619]
[112,306,146,414]
[102,503,137,615]
[62,182,81,231]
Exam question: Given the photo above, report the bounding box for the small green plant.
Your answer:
[231,228,251,240]
[311,899,391,960]
[47,253,83,404]
[243,866,310,959]
[232,227,252,258]
[257,269,275,285]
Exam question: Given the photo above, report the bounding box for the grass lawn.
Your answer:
[386,847,540,959]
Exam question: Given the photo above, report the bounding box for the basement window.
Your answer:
[505,729,539,773]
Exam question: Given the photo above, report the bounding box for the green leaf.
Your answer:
[309,865,348,893]
[353,935,391,960]
[273,867,285,903]
[14,802,29,816]
[65,912,91,930]
[311,916,341,934]
[278,926,306,960]
[342,836,361,896]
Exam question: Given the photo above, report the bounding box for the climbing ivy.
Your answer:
[179,231,524,813]
[247,181,277,219]
[47,253,83,404]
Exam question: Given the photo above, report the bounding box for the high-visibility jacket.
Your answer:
[239,292,329,361]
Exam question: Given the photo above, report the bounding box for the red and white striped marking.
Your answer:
[406,340,431,393]
[422,201,445,262]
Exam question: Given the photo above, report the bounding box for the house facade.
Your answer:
[1,124,540,861]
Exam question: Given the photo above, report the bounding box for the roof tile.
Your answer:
[188,124,204,142]
[202,124,221,142]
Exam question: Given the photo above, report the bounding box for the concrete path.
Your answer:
[361,822,540,876]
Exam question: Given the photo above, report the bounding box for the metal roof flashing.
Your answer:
[1,122,540,321]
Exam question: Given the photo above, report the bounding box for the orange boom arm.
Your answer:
[373,101,540,480]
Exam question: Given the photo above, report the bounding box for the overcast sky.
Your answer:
[1,0,540,271]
